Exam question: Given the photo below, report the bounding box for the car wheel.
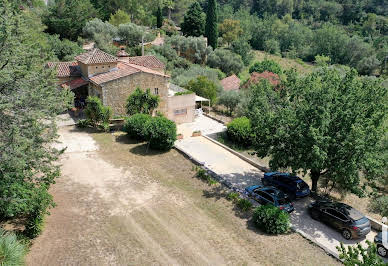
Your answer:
[377,245,388,257]
[342,229,352,240]
[311,210,320,220]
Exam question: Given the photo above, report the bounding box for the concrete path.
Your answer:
[175,137,262,189]
[175,115,386,261]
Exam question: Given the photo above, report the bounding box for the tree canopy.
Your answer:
[246,68,387,194]
[0,1,72,219]
[181,2,205,37]
[205,0,218,49]
[126,88,160,115]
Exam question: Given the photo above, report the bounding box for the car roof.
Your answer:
[257,186,286,198]
[320,201,364,220]
[266,172,300,181]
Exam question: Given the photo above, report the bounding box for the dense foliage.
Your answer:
[249,59,282,75]
[0,0,72,231]
[123,114,152,140]
[245,68,387,194]
[207,49,244,75]
[44,0,97,41]
[144,116,177,150]
[369,195,388,217]
[84,96,112,131]
[185,76,218,105]
[0,229,26,265]
[172,65,223,89]
[126,88,160,116]
[205,0,218,49]
[337,241,387,266]
[181,2,205,37]
[226,117,253,147]
[109,9,131,26]
[252,205,290,234]
[218,90,240,115]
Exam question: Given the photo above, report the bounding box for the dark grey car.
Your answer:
[308,200,371,240]
[375,232,388,257]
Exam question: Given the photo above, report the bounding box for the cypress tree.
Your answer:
[181,2,205,37]
[156,5,163,28]
[205,0,218,49]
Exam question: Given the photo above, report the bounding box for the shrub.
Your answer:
[195,168,218,185]
[0,229,26,265]
[144,116,177,150]
[76,119,90,128]
[369,195,388,217]
[227,192,240,202]
[249,59,282,75]
[227,117,253,147]
[123,114,152,140]
[337,241,385,265]
[236,198,253,211]
[252,205,290,234]
[84,96,112,128]
[25,212,44,238]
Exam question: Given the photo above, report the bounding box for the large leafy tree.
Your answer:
[0,1,72,218]
[185,76,217,105]
[205,0,218,49]
[218,19,243,46]
[43,0,97,41]
[109,9,131,26]
[247,68,387,195]
[181,2,205,37]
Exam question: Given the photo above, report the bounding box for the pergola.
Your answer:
[195,95,210,113]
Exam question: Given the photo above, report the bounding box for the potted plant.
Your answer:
[177,133,184,140]
[192,130,201,137]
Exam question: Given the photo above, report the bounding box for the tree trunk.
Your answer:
[168,8,171,20]
[311,169,320,193]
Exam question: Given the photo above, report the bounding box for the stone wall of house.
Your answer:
[78,62,118,77]
[167,93,196,124]
[100,72,169,116]
[89,83,103,100]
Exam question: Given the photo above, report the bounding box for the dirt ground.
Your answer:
[26,126,340,265]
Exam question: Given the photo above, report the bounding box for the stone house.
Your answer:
[47,48,198,124]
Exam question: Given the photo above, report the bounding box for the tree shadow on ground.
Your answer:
[114,134,143,145]
[129,143,169,156]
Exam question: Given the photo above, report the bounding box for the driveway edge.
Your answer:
[203,135,271,173]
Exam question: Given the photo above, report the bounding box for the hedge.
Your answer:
[226,117,253,147]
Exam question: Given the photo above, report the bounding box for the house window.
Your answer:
[154,88,159,95]
[96,66,98,69]
[102,66,104,69]
[174,108,187,115]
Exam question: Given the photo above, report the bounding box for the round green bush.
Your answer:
[252,205,290,234]
[227,117,253,147]
[144,116,177,150]
[123,114,152,140]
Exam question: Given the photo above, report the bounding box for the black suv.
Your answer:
[375,231,388,257]
[308,200,371,240]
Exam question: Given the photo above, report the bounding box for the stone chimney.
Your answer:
[116,46,129,63]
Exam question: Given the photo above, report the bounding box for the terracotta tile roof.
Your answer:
[60,77,89,90]
[220,74,240,91]
[127,55,165,70]
[242,71,280,88]
[89,62,169,85]
[75,48,118,65]
[46,61,81,78]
